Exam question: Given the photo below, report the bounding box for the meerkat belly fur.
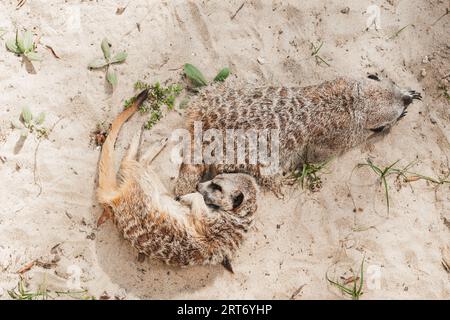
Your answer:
[97,90,258,271]
[175,76,421,196]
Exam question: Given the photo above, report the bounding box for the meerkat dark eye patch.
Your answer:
[232,192,244,209]
[370,125,386,133]
[211,182,222,192]
[368,74,380,81]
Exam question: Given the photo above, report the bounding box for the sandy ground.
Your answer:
[0,0,449,300]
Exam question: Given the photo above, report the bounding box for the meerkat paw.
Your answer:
[97,206,113,227]
[259,176,285,199]
[174,164,205,196]
[178,193,208,216]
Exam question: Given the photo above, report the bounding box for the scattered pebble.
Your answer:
[420,69,427,77]
[340,7,350,14]
[422,56,430,64]
[257,57,265,65]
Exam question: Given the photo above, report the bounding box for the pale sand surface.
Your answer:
[0,0,449,299]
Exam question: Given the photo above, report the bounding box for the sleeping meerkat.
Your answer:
[96,89,258,272]
[174,75,422,196]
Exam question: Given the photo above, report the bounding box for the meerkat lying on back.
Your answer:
[175,75,422,196]
[97,90,258,271]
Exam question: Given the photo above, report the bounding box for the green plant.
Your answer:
[11,107,47,139]
[388,25,409,40]
[8,276,95,300]
[310,41,330,66]
[356,159,450,214]
[88,38,127,88]
[184,63,230,87]
[8,277,48,300]
[292,160,330,191]
[326,257,365,300]
[6,30,42,61]
[124,80,183,129]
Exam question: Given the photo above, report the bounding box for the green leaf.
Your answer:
[22,31,34,52]
[21,107,33,124]
[110,51,127,64]
[35,112,46,125]
[6,39,20,54]
[24,51,42,61]
[184,63,208,87]
[213,67,230,82]
[20,128,29,138]
[88,58,108,69]
[106,68,117,87]
[16,30,25,53]
[101,38,111,60]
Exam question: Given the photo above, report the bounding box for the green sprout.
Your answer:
[88,38,127,89]
[326,257,365,300]
[310,41,330,66]
[6,30,42,61]
[11,107,47,139]
[184,63,230,87]
[292,160,330,192]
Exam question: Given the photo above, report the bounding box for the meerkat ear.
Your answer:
[232,192,244,209]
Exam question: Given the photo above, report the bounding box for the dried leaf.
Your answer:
[116,7,126,15]
[11,120,23,129]
[404,176,421,182]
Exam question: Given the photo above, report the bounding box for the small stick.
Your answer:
[231,2,245,20]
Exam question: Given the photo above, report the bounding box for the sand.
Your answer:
[0,0,449,300]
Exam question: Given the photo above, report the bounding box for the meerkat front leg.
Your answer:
[174,163,206,196]
[178,192,209,217]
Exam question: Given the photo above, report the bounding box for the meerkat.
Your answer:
[96,89,259,272]
[175,75,422,196]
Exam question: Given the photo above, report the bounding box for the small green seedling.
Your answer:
[326,257,365,300]
[184,63,230,87]
[292,160,330,192]
[6,30,42,61]
[8,277,48,300]
[124,80,183,129]
[88,38,127,89]
[356,158,450,215]
[11,107,47,139]
[310,41,330,66]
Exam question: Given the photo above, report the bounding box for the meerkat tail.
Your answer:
[97,89,148,204]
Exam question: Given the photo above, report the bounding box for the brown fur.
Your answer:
[97,91,259,269]
[175,76,421,196]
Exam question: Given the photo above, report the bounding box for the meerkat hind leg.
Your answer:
[139,137,168,165]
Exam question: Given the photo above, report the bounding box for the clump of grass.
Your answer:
[8,277,48,300]
[88,38,127,89]
[310,41,330,66]
[11,107,47,139]
[292,160,330,192]
[184,63,230,88]
[124,80,183,129]
[8,277,95,300]
[326,257,365,300]
[6,30,42,61]
[356,158,450,214]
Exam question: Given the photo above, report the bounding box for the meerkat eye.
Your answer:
[370,125,386,133]
[211,182,222,192]
[232,192,244,209]
[368,74,380,81]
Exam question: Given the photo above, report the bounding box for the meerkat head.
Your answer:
[197,173,258,215]
[360,74,422,134]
